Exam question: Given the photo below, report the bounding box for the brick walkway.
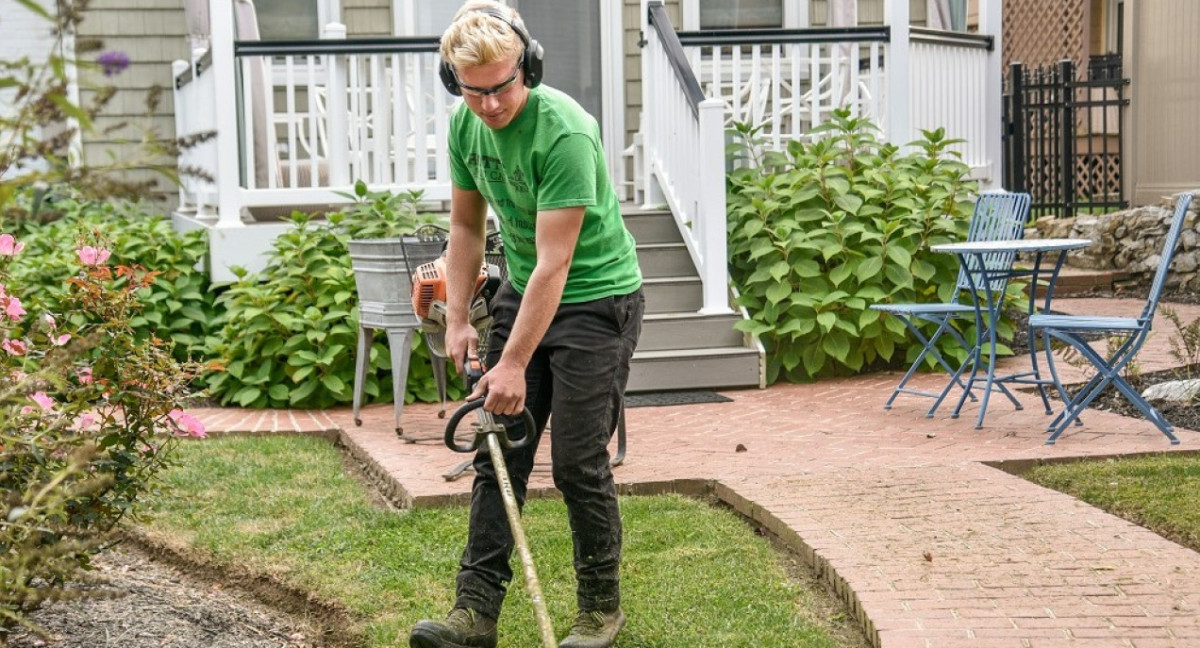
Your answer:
[188,298,1200,648]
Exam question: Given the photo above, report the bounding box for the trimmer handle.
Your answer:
[444,399,536,452]
[444,353,536,453]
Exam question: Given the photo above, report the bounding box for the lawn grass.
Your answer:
[142,435,865,648]
[1024,453,1200,552]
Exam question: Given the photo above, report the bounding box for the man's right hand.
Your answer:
[445,320,480,376]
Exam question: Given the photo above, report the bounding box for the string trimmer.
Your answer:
[444,356,557,648]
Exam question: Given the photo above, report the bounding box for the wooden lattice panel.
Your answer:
[1003,0,1088,68]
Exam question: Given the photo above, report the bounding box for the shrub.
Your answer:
[726,110,1018,383]
[5,194,215,362]
[204,182,453,408]
[0,232,205,636]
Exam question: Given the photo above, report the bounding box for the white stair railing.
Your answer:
[172,48,219,217]
[910,28,997,181]
[642,2,731,315]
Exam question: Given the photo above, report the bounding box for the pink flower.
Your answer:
[75,413,99,429]
[42,313,56,329]
[10,369,27,381]
[0,234,23,256]
[168,409,207,438]
[2,338,27,356]
[29,391,55,412]
[51,333,71,346]
[76,246,112,266]
[77,367,93,384]
[2,295,25,321]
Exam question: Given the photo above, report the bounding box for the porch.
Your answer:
[172,0,1004,290]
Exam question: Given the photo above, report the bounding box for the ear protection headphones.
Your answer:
[439,6,544,96]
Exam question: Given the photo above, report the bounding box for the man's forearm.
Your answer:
[498,263,568,370]
[445,218,486,327]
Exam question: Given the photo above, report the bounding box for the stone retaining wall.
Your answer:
[1029,191,1200,291]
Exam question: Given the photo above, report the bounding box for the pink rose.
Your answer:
[168,409,207,438]
[51,333,71,346]
[77,366,93,384]
[76,246,112,266]
[2,338,27,356]
[75,413,99,429]
[2,295,25,321]
[0,234,24,256]
[29,391,55,412]
[42,313,56,329]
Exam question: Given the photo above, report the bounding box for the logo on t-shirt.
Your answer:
[508,168,529,193]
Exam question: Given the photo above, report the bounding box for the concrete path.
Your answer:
[188,298,1200,648]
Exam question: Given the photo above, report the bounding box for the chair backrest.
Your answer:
[955,191,1032,297]
[1140,192,1195,323]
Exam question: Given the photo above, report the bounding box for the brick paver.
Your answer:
[189,298,1200,647]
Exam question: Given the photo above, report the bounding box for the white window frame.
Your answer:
[391,0,625,192]
[682,0,810,30]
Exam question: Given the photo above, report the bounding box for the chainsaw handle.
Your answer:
[444,398,537,453]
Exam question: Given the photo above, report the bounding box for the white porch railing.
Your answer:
[681,28,888,152]
[172,20,457,231]
[909,28,996,179]
[642,3,731,315]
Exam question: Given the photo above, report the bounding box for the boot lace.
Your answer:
[569,610,610,637]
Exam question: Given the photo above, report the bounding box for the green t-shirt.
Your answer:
[448,85,642,303]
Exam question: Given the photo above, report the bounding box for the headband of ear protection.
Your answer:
[439,6,544,96]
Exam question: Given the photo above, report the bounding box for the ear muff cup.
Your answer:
[439,6,544,96]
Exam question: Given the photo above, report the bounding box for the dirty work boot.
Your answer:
[409,607,497,648]
[559,609,626,648]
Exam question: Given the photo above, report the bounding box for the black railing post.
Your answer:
[1008,63,1027,195]
[1059,59,1076,219]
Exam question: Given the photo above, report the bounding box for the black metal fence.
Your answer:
[1002,57,1130,219]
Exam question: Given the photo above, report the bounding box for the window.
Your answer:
[255,0,319,40]
[699,0,783,29]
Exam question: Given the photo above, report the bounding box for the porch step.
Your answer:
[622,208,681,245]
[636,242,695,277]
[1021,264,1131,298]
[639,312,746,352]
[627,347,764,392]
[642,276,704,314]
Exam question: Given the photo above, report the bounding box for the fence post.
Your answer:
[324,23,350,187]
[1008,63,1026,195]
[209,0,242,229]
[979,0,1003,189]
[883,0,912,148]
[1059,59,1075,219]
[697,98,731,315]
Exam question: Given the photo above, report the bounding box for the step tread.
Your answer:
[633,346,761,360]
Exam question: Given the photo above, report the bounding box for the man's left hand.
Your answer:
[468,358,527,416]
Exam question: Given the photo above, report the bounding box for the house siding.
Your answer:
[1126,0,1200,205]
[78,0,188,201]
[344,0,392,37]
[0,0,59,113]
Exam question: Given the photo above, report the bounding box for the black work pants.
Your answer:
[454,283,644,621]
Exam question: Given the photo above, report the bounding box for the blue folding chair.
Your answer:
[1030,193,1195,445]
[871,192,1032,416]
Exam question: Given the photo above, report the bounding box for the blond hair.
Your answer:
[439,1,527,70]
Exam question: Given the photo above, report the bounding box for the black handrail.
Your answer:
[234,36,441,58]
[678,25,890,47]
[910,27,993,51]
[647,1,705,118]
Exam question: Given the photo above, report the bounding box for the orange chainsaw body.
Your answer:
[411,256,488,320]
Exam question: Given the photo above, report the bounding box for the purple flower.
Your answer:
[96,51,130,77]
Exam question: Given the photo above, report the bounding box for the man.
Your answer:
[409,3,643,648]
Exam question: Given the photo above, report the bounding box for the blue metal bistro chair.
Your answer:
[871,192,1032,416]
[1030,192,1194,445]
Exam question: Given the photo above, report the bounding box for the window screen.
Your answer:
[699,0,783,29]
[255,0,319,40]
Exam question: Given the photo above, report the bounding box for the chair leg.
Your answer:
[887,315,977,412]
[1108,374,1179,444]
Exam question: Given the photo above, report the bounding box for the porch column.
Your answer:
[979,0,1003,189]
[883,0,912,148]
[209,0,243,228]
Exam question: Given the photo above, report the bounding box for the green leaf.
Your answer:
[269,384,289,401]
[765,282,792,305]
[321,374,347,394]
[834,194,863,215]
[234,387,262,407]
[856,256,883,281]
[816,311,836,332]
[16,0,52,20]
[289,379,319,405]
